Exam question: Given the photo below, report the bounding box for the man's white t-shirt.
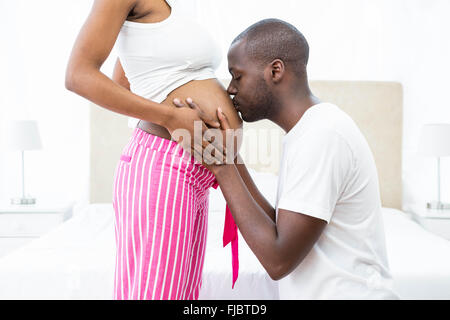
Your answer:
[275,102,399,299]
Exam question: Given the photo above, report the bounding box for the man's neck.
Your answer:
[270,90,321,133]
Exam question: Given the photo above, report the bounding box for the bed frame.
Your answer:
[89,80,403,209]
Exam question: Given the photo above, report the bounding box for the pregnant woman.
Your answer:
[65,0,242,300]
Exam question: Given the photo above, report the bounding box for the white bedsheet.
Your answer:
[0,204,115,299]
[0,178,449,299]
[382,207,450,299]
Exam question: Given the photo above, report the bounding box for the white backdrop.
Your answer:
[0,0,449,210]
[0,1,94,210]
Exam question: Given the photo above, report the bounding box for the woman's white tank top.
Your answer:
[116,0,222,128]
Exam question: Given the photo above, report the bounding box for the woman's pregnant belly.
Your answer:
[138,78,243,157]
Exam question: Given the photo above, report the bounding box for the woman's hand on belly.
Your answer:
[171,97,243,167]
[159,79,243,165]
[162,103,220,146]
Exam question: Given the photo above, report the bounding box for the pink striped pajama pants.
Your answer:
[112,127,217,300]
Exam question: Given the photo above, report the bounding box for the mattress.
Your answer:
[382,207,450,299]
[0,204,115,299]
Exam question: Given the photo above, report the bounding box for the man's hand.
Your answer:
[168,97,227,167]
[208,106,240,173]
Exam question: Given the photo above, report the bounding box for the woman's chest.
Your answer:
[117,20,221,67]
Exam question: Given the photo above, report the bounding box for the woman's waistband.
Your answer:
[129,127,219,188]
[129,126,218,171]
[130,127,189,158]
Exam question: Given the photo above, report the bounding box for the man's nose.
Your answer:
[227,84,237,96]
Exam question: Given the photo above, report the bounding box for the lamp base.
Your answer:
[427,201,450,210]
[11,197,36,205]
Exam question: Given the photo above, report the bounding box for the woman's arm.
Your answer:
[112,58,131,91]
[65,0,208,132]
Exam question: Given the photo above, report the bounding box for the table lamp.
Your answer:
[6,120,42,205]
[418,123,450,210]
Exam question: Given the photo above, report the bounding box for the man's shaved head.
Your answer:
[231,18,309,77]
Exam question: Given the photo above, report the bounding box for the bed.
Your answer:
[1,188,450,300]
[1,80,449,299]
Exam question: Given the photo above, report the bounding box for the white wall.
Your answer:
[1,0,449,210]
[0,1,99,208]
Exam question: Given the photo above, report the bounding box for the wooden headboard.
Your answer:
[90,80,402,209]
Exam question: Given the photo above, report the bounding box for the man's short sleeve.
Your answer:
[277,129,353,223]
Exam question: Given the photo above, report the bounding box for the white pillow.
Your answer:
[208,168,278,213]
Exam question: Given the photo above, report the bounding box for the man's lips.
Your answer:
[233,102,243,118]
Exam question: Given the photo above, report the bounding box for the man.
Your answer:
[175,18,399,299]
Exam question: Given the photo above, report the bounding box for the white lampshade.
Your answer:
[418,123,450,157]
[6,120,42,151]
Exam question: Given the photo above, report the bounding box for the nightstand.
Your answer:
[0,201,74,258]
[406,205,450,241]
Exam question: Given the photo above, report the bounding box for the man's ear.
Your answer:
[270,59,285,83]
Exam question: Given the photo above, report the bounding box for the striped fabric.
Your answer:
[112,128,217,300]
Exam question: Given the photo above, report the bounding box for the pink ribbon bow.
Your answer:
[212,182,239,288]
